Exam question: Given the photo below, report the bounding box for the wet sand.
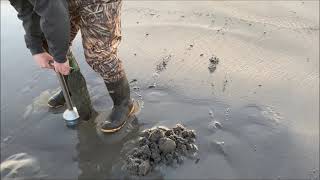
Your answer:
[1,1,319,179]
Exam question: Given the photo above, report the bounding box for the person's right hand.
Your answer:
[33,52,54,69]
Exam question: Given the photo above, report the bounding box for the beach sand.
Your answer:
[1,1,319,179]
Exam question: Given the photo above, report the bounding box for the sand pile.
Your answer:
[122,124,198,176]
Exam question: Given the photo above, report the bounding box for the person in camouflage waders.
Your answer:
[9,0,137,133]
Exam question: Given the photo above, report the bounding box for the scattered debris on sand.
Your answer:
[156,55,172,73]
[147,72,160,89]
[208,120,223,132]
[121,124,198,176]
[222,79,228,92]
[132,86,140,90]
[3,136,12,143]
[148,83,157,89]
[130,79,138,84]
[187,44,194,50]
[208,55,220,73]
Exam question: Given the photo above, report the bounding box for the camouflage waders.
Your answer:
[48,0,124,120]
[68,0,124,83]
[67,0,138,132]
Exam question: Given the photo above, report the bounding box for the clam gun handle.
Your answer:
[49,61,73,110]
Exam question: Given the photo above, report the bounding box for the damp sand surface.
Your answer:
[1,1,319,179]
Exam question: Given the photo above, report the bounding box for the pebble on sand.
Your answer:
[159,137,176,153]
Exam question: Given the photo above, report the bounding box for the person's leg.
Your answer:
[80,0,136,132]
[48,0,96,120]
[47,0,81,108]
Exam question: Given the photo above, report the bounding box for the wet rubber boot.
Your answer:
[100,76,136,133]
[48,90,65,108]
[47,73,96,121]
[67,70,96,121]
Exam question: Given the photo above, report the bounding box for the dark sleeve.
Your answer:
[33,0,70,63]
[9,0,45,56]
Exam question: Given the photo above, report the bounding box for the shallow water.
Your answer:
[1,1,319,179]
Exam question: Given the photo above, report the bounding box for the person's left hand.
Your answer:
[53,59,70,75]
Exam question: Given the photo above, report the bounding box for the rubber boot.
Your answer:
[100,76,136,133]
[47,75,70,108]
[67,71,96,121]
[47,90,65,108]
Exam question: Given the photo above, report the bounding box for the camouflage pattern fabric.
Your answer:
[68,0,124,83]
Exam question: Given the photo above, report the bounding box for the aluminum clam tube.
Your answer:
[56,72,73,110]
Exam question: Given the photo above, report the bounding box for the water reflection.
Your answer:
[0,153,42,179]
[76,111,140,179]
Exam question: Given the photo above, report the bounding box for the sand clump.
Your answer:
[122,124,198,176]
[208,56,219,73]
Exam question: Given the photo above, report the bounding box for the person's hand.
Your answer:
[53,59,70,75]
[33,52,54,69]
